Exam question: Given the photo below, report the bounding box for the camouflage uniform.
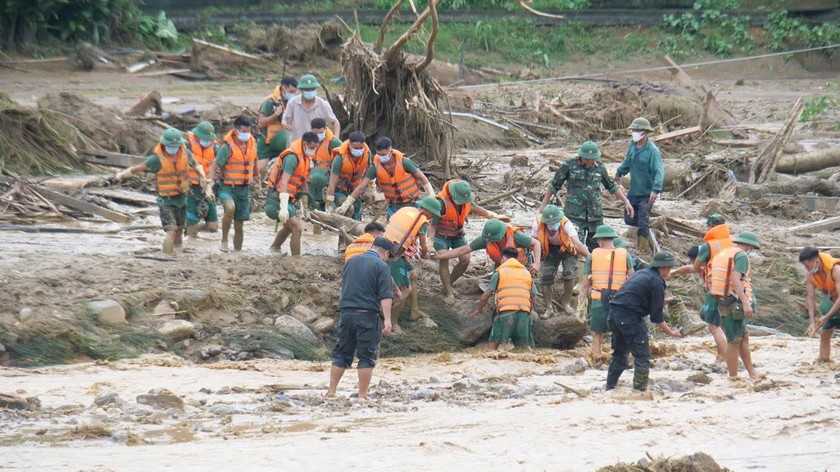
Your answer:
[548,158,619,250]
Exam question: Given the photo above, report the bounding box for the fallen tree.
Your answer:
[776,148,840,175]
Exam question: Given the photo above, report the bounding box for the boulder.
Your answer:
[0,392,29,410]
[311,317,335,334]
[86,300,126,325]
[452,300,493,345]
[452,277,483,295]
[207,345,223,357]
[136,389,184,410]
[93,390,122,407]
[17,307,34,322]
[274,315,318,344]
[290,305,319,324]
[533,315,587,349]
[177,289,212,309]
[158,320,195,341]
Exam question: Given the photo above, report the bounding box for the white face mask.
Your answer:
[350,148,364,157]
[316,132,326,142]
[809,266,819,275]
[547,222,561,231]
[164,145,180,155]
[284,92,295,101]
[199,140,212,148]
[304,148,316,156]
[377,151,391,163]
[631,131,645,142]
[302,90,317,100]
[237,132,251,142]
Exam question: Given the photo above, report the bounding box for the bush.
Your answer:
[764,10,840,54]
[659,0,753,57]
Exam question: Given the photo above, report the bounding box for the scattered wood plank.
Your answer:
[789,216,840,235]
[449,112,509,131]
[191,39,264,62]
[34,187,134,224]
[86,188,158,206]
[81,150,147,169]
[135,68,191,77]
[651,126,701,143]
[749,98,804,184]
[713,139,760,148]
[38,175,105,191]
[0,56,69,65]
[126,59,156,73]
[477,187,522,206]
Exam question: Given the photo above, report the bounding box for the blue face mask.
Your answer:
[317,132,326,142]
[237,132,251,142]
[547,222,561,231]
[377,153,391,163]
[350,148,364,157]
[164,145,180,155]
[199,140,212,148]
[284,92,295,101]
[302,90,317,100]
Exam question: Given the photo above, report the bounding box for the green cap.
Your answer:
[577,141,602,161]
[449,180,473,205]
[191,121,217,142]
[706,213,726,227]
[482,219,507,242]
[160,128,186,146]
[309,167,330,188]
[628,117,654,131]
[541,205,564,225]
[733,231,761,249]
[650,251,677,268]
[592,224,618,240]
[417,196,442,217]
[298,74,320,89]
[613,238,628,248]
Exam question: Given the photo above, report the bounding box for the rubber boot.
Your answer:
[233,221,244,251]
[221,200,235,252]
[540,284,555,319]
[559,279,576,315]
[637,236,653,257]
[438,261,456,305]
[290,229,302,256]
[632,366,650,391]
[271,227,291,252]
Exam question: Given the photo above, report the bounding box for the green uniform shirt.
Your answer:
[548,158,618,223]
[364,157,420,180]
[259,98,284,140]
[696,242,712,263]
[615,140,665,197]
[469,231,532,252]
[488,270,539,296]
[215,143,234,167]
[145,152,196,207]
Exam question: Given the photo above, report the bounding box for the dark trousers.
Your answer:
[606,313,651,391]
[624,194,651,238]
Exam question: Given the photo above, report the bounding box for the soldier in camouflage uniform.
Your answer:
[539,141,634,251]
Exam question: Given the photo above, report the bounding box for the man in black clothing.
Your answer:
[327,237,395,400]
[606,252,683,391]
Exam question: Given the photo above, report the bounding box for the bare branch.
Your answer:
[413,0,439,74]
[383,0,441,66]
[517,0,565,19]
[374,0,405,54]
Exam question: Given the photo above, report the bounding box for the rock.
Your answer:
[452,300,493,345]
[311,317,335,334]
[207,346,223,357]
[181,339,190,348]
[274,315,318,344]
[0,342,5,353]
[199,349,210,359]
[216,386,231,395]
[272,393,300,408]
[199,388,212,394]
[560,359,587,376]
[158,320,195,341]
[262,317,274,326]
[290,305,320,324]
[411,388,441,401]
[260,347,295,360]
[687,372,713,385]
[136,390,184,410]
[510,155,529,167]
[653,379,692,393]
[18,307,34,322]
[0,392,29,410]
[277,292,292,310]
[532,315,587,349]
[452,376,478,391]
[177,289,212,309]
[86,300,126,325]
[208,403,242,415]
[238,310,259,325]
[235,351,249,361]
[452,277,483,295]
[153,299,177,316]
[93,391,122,407]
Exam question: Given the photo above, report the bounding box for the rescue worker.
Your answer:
[582,225,635,360]
[337,137,436,218]
[211,116,260,252]
[434,220,542,275]
[606,252,683,391]
[539,141,634,251]
[326,236,395,401]
[257,76,297,176]
[383,197,442,332]
[709,232,764,380]
[800,247,840,362]
[113,129,212,255]
[345,222,386,262]
[283,74,339,146]
[427,179,510,305]
[533,204,590,318]
[326,131,371,221]
[469,247,538,350]
[614,117,664,255]
[306,118,342,234]
[265,131,318,256]
[185,121,219,239]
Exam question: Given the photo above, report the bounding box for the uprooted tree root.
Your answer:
[598,452,731,472]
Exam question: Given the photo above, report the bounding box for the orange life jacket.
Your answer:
[374,150,420,204]
[435,179,472,238]
[265,139,311,201]
[263,89,285,143]
[384,206,427,258]
[535,215,575,258]
[589,247,629,300]
[709,246,753,300]
[495,258,533,313]
[332,140,371,194]
[345,233,376,262]
[187,133,216,185]
[702,224,733,291]
[312,128,336,170]
[220,130,256,186]
[809,252,840,300]
[486,225,529,266]
[153,144,190,197]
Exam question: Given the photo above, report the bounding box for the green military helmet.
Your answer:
[650,252,677,268]
[417,196,442,217]
[613,237,628,248]
[628,117,654,131]
[449,180,473,205]
[592,224,618,240]
[541,205,564,225]
[706,213,726,227]
[191,121,217,142]
[482,219,507,242]
[733,231,761,249]
[160,128,186,146]
[577,141,602,161]
[298,74,320,89]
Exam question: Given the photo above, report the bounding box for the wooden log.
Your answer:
[735,176,840,199]
[789,216,840,235]
[81,150,147,168]
[776,148,840,175]
[38,175,106,190]
[85,188,158,206]
[136,68,191,77]
[749,98,804,184]
[34,187,134,223]
[651,126,701,143]
[310,210,366,237]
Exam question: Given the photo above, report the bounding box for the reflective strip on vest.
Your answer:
[709,246,752,299]
[809,252,840,299]
[495,259,533,313]
[486,226,528,265]
[334,140,370,194]
[536,216,575,258]
[345,233,376,262]
[154,145,190,197]
[221,131,256,185]
[385,207,427,257]
[590,247,629,300]
[188,134,215,185]
[374,151,420,204]
[435,179,472,238]
[265,140,311,200]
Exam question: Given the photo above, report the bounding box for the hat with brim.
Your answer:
[298,74,320,89]
[628,117,654,131]
[449,181,473,205]
[577,141,602,161]
[541,205,564,225]
[733,231,761,249]
[417,196,442,217]
[191,121,217,142]
[482,219,506,242]
[592,224,618,240]
[160,128,186,146]
[706,213,725,227]
[650,252,677,268]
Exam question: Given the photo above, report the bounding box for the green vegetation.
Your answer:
[659,0,753,58]
[380,295,462,357]
[764,10,840,53]
[799,83,838,127]
[223,328,329,362]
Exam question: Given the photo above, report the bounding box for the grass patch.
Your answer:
[223,328,329,362]
[380,295,463,357]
